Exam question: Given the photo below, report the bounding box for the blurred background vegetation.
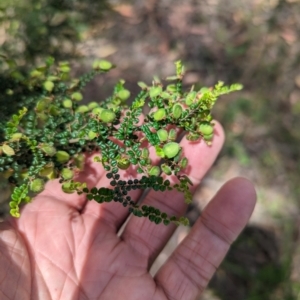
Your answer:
[1,0,300,299]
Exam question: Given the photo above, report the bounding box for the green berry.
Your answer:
[199,123,214,135]
[88,130,98,140]
[56,151,70,163]
[59,65,70,73]
[43,81,54,92]
[99,60,113,71]
[92,107,103,116]
[30,178,45,193]
[168,129,177,141]
[61,168,74,180]
[185,91,197,106]
[153,108,166,121]
[117,158,130,170]
[63,99,73,108]
[62,182,75,194]
[117,90,131,101]
[203,133,213,142]
[157,129,168,142]
[149,86,162,98]
[76,105,89,113]
[149,166,160,176]
[71,92,83,102]
[30,70,43,78]
[100,109,116,123]
[179,157,188,169]
[161,164,172,175]
[172,104,182,119]
[163,142,180,159]
[88,102,99,110]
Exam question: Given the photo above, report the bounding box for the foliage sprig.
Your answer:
[0,58,242,225]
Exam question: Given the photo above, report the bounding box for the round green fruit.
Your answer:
[71,92,83,102]
[43,81,54,92]
[30,178,45,193]
[163,142,180,159]
[100,109,116,123]
[157,129,168,142]
[199,123,214,135]
[172,104,183,119]
[153,108,166,121]
[185,91,197,106]
[149,166,160,176]
[63,99,73,108]
[56,151,70,163]
[88,102,99,110]
[61,168,74,180]
[76,105,89,113]
[117,158,130,170]
[150,86,162,98]
[117,90,131,101]
[161,164,172,175]
[88,130,98,140]
[98,60,113,71]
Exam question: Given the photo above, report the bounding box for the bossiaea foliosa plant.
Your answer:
[0,59,242,225]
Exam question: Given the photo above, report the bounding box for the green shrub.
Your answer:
[0,58,241,224]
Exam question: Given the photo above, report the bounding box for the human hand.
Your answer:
[0,122,256,300]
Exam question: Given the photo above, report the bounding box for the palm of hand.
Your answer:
[0,125,256,300]
[5,192,160,300]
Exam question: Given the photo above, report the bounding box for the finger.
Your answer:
[121,122,225,264]
[155,177,256,300]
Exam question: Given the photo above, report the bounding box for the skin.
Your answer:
[0,122,256,300]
